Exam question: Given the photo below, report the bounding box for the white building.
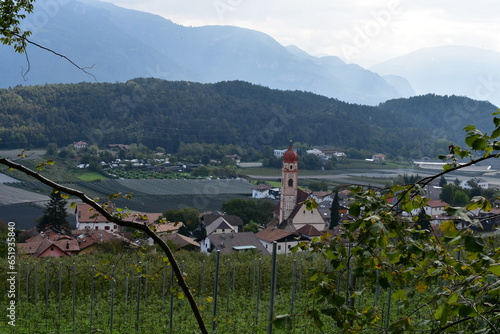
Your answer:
[461,178,488,190]
[273,149,287,158]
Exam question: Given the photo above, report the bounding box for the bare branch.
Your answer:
[0,157,208,334]
[9,31,97,82]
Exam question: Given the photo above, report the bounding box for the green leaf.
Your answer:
[447,292,459,304]
[474,138,488,150]
[458,304,475,318]
[491,126,500,139]
[465,134,479,147]
[463,125,477,132]
[273,314,292,329]
[464,235,484,253]
[392,289,407,301]
[490,264,500,276]
[349,203,360,217]
[440,220,458,236]
[494,117,500,127]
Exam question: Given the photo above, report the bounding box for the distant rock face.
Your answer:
[371,46,500,107]
[0,0,401,105]
[382,75,415,98]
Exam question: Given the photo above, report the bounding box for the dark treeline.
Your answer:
[0,78,496,159]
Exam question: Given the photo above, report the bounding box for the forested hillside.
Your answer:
[0,79,496,158]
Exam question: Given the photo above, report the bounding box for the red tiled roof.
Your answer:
[297,224,322,237]
[427,200,449,208]
[76,203,109,223]
[154,222,183,234]
[165,234,200,248]
[256,227,295,243]
[252,184,272,190]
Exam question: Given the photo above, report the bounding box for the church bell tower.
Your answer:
[279,143,299,222]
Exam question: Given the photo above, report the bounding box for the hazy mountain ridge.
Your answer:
[371,46,500,107]
[0,0,400,105]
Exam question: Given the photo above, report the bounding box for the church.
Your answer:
[268,143,329,232]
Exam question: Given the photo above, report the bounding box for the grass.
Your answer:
[71,171,108,181]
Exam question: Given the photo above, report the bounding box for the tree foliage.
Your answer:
[0,0,34,52]
[220,198,275,225]
[159,207,200,234]
[285,112,500,333]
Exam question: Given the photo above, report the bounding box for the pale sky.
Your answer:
[107,0,500,67]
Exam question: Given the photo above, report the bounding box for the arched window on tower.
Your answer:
[288,179,294,187]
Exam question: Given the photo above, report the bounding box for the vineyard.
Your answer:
[0,250,406,334]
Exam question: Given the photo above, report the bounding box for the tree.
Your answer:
[36,191,70,232]
[0,0,35,53]
[438,175,447,187]
[160,207,200,234]
[308,181,329,191]
[243,220,259,233]
[281,113,500,333]
[221,198,275,225]
[329,190,340,229]
[46,142,58,155]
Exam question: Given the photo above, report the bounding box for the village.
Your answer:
[13,143,500,259]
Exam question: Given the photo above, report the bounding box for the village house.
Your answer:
[251,183,280,199]
[200,231,267,254]
[75,203,162,234]
[223,154,241,164]
[164,233,200,251]
[200,212,244,235]
[273,149,287,158]
[460,178,489,190]
[306,148,327,159]
[424,199,450,217]
[16,227,138,258]
[255,226,312,254]
[73,141,88,150]
[372,154,386,163]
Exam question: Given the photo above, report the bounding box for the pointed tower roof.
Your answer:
[283,143,298,163]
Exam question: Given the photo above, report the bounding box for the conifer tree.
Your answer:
[36,191,70,232]
[329,190,340,229]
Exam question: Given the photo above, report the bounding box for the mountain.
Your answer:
[371,46,500,107]
[0,0,400,105]
[0,79,497,159]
